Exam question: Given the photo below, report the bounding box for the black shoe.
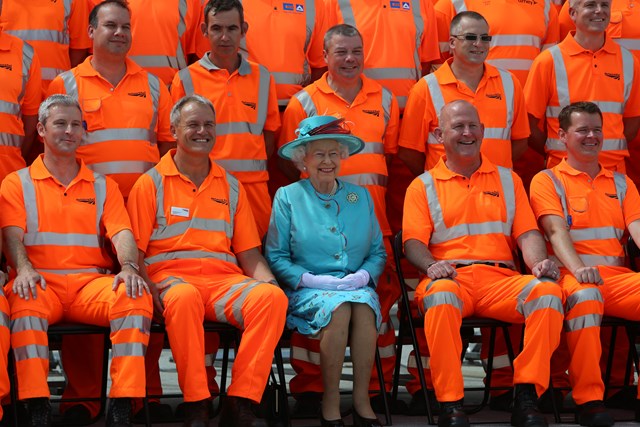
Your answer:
[106,398,133,427]
[352,407,382,427]
[511,384,547,427]
[26,398,51,427]
[174,400,212,421]
[320,414,345,427]
[60,404,92,426]
[219,396,267,427]
[408,389,439,416]
[538,388,564,414]
[183,399,211,427]
[291,392,321,419]
[489,391,513,412]
[575,400,614,427]
[132,401,174,424]
[370,393,408,415]
[437,400,469,427]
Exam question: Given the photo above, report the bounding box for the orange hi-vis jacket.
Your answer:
[128,151,262,287]
[529,159,640,268]
[434,0,559,87]
[279,73,399,237]
[524,33,640,171]
[239,0,328,107]
[0,32,42,183]
[171,54,280,184]
[0,0,90,89]
[128,0,203,86]
[47,57,173,197]
[399,59,529,169]
[325,0,440,109]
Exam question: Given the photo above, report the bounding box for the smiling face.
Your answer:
[450,16,490,67]
[561,111,603,164]
[172,101,216,157]
[570,0,610,35]
[89,3,131,58]
[39,105,84,157]
[436,101,484,163]
[302,139,343,192]
[324,34,364,85]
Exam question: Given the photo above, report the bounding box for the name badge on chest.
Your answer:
[170,206,190,217]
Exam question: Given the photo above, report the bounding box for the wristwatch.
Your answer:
[121,261,140,272]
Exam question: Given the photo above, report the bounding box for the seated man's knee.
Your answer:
[416,278,461,316]
[246,282,288,310]
[162,283,203,312]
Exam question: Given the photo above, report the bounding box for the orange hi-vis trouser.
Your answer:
[560,265,640,405]
[8,272,152,400]
[289,237,400,396]
[157,273,287,403]
[415,265,564,403]
[0,291,10,421]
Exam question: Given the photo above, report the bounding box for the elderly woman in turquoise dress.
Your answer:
[265,116,386,427]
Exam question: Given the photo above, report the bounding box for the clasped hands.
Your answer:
[300,270,370,291]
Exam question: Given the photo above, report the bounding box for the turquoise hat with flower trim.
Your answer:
[278,115,365,160]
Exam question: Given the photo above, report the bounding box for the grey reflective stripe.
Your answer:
[294,90,317,116]
[112,342,147,357]
[0,101,21,115]
[147,73,160,145]
[19,42,35,103]
[0,313,8,329]
[176,0,188,69]
[516,277,540,313]
[86,128,153,144]
[339,173,388,187]
[565,287,603,312]
[397,96,408,109]
[63,0,73,32]
[41,67,64,81]
[216,122,262,136]
[424,74,444,115]
[178,68,195,95]
[14,344,48,361]
[0,133,23,147]
[543,0,551,32]
[382,87,393,133]
[363,67,417,80]
[546,138,626,152]
[59,70,79,98]
[549,254,626,267]
[159,276,188,300]
[565,313,602,332]
[144,167,239,264]
[110,315,151,333]
[422,291,463,312]
[254,65,270,131]
[498,69,514,141]
[570,226,624,241]
[6,29,69,44]
[130,55,182,69]
[451,0,467,12]
[11,316,48,333]
[18,168,106,248]
[359,142,385,155]
[523,294,564,317]
[485,58,534,71]
[549,45,570,108]
[547,100,624,117]
[616,39,640,52]
[151,217,232,240]
[490,34,542,49]
[272,71,303,85]
[89,161,156,175]
[410,0,425,83]
[214,158,267,172]
[38,267,108,274]
[421,166,515,244]
[336,0,357,26]
[213,278,255,325]
[621,47,634,106]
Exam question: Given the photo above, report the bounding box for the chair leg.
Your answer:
[390,317,406,403]
[547,377,561,423]
[100,331,110,418]
[142,396,151,427]
[407,319,434,424]
[274,344,291,427]
[9,349,18,427]
[374,348,391,426]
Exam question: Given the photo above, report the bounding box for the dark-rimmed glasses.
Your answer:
[451,33,492,42]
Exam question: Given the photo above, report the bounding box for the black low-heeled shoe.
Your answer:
[352,407,383,427]
[320,414,345,427]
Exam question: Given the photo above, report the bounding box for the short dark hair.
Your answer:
[323,24,363,51]
[89,0,130,28]
[450,11,489,35]
[558,102,603,131]
[204,0,244,26]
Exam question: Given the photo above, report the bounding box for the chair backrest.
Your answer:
[392,231,420,326]
[627,236,640,271]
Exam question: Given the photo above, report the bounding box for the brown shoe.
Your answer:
[219,396,267,427]
[183,399,210,427]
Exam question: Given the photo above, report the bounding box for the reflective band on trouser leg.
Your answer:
[10,313,50,399]
[0,296,10,410]
[513,277,564,396]
[420,279,465,402]
[226,282,287,402]
[562,280,605,404]
[289,332,323,394]
[161,282,209,402]
[108,291,152,397]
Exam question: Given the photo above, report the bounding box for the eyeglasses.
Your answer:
[451,33,492,42]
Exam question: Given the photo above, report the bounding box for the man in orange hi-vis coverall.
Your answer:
[403,99,564,427]
[0,94,153,427]
[530,101,640,426]
[127,94,288,426]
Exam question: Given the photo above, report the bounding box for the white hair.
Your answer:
[290,140,350,171]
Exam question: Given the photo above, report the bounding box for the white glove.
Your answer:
[336,269,370,290]
[299,272,344,290]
